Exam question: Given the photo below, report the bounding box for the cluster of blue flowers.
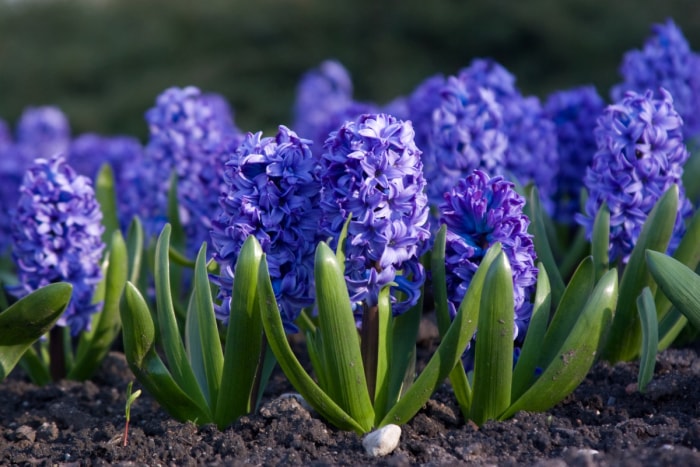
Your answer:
[612,19,700,140]
[10,156,105,335]
[211,126,323,330]
[576,89,692,264]
[143,86,243,255]
[319,113,431,316]
[440,170,538,339]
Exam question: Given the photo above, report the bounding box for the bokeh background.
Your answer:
[1,0,699,139]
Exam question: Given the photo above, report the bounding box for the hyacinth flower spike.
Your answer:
[120,126,322,429]
[10,156,133,383]
[429,170,618,424]
[575,89,700,363]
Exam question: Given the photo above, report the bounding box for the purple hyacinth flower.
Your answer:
[10,155,105,335]
[211,126,322,331]
[292,60,380,154]
[16,106,71,159]
[405,73,446,155]
[144,86,242,254]
[576,89,692,264]
[458,59,559,211]
[425,72,509,207]
[320,113,431,316]
[440,170,538,341]
[611,19,700,140]
[544,86,606,225]
[68,133,146,230]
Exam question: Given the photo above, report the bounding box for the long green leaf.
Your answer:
[0,283,72,381]
[125,216,144,285]
[94,163,120,251]
[121,283,210,423]
[69,230,128,380]
[371,286,393,424]
[604,185,678,362]
[636,287,658,393]
[647,250,700,330]
[216,236,266,429]
[511,262,551,400]
[154,224,209,408]
[525,185,565,307]
[431,225,472,414]
[315,242,374,432]
[539,257,594,371]
[591,202,610,283]
[257,254,366,433]
[655,207,700,347]
[186,243,224,411]
[501,268,617,419]
[380,244,503,427]
[470,251,514,425]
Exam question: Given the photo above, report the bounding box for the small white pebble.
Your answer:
[362,424,401,457]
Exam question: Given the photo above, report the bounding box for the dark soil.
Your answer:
[2,329,700,466]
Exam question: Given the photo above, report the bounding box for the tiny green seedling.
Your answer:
[123,381,142,446]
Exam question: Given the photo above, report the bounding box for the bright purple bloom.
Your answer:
[211,126,322,331]
[458,59,559,210]
[544,86,606,225]
[405,73,446,153]
[292,60,379,154]
[320,113,430,316]
[441,170,538,340]
[576,89,692,264]
[611,19,700,139]
[16,106,71,159]
[10,156,105,335]
[144,86,242,254]
[425,73,509,207]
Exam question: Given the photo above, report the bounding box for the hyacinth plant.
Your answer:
[430,170,617,424]
[8,155,141,384]
[572,88,700,365]
[119,126,322,429]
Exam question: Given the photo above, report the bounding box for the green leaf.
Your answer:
[121,283,210,423]
[655,207,700,348]
[501,268,618,419]
[0,283,72,381]
[512,262,551,400]
[257,253,366,433]
[539,257,594,371]
[335,214,352,270]
[154,224,209,410]
[315,242,374,432]
[216,236,266,429]
[94,163,120,251]
[69,230,128,381]
[525,185,565,307]
[591,202,610,283]
[647,250,700,330]
[380,244,503,427]
[636,287,658,393]
[186,243,224,411]
[370,286,393,424]
[604,185,678,362]
[19,346,52,386]
[125,217,144,285]
[166,171,187,313]
[470,251,514,425]
[431,225,472,414]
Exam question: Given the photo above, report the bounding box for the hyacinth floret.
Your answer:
[211,126,322,331]
[440,170,538,340]
[10,155,105,335]
[426,74,509,207]
[144,86,242,253]
[577,88,692,264]
[320,113,430,316]
[544,86,606,225]
[611,19,700,139]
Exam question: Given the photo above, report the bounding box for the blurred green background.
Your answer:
[1,0,699,140]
